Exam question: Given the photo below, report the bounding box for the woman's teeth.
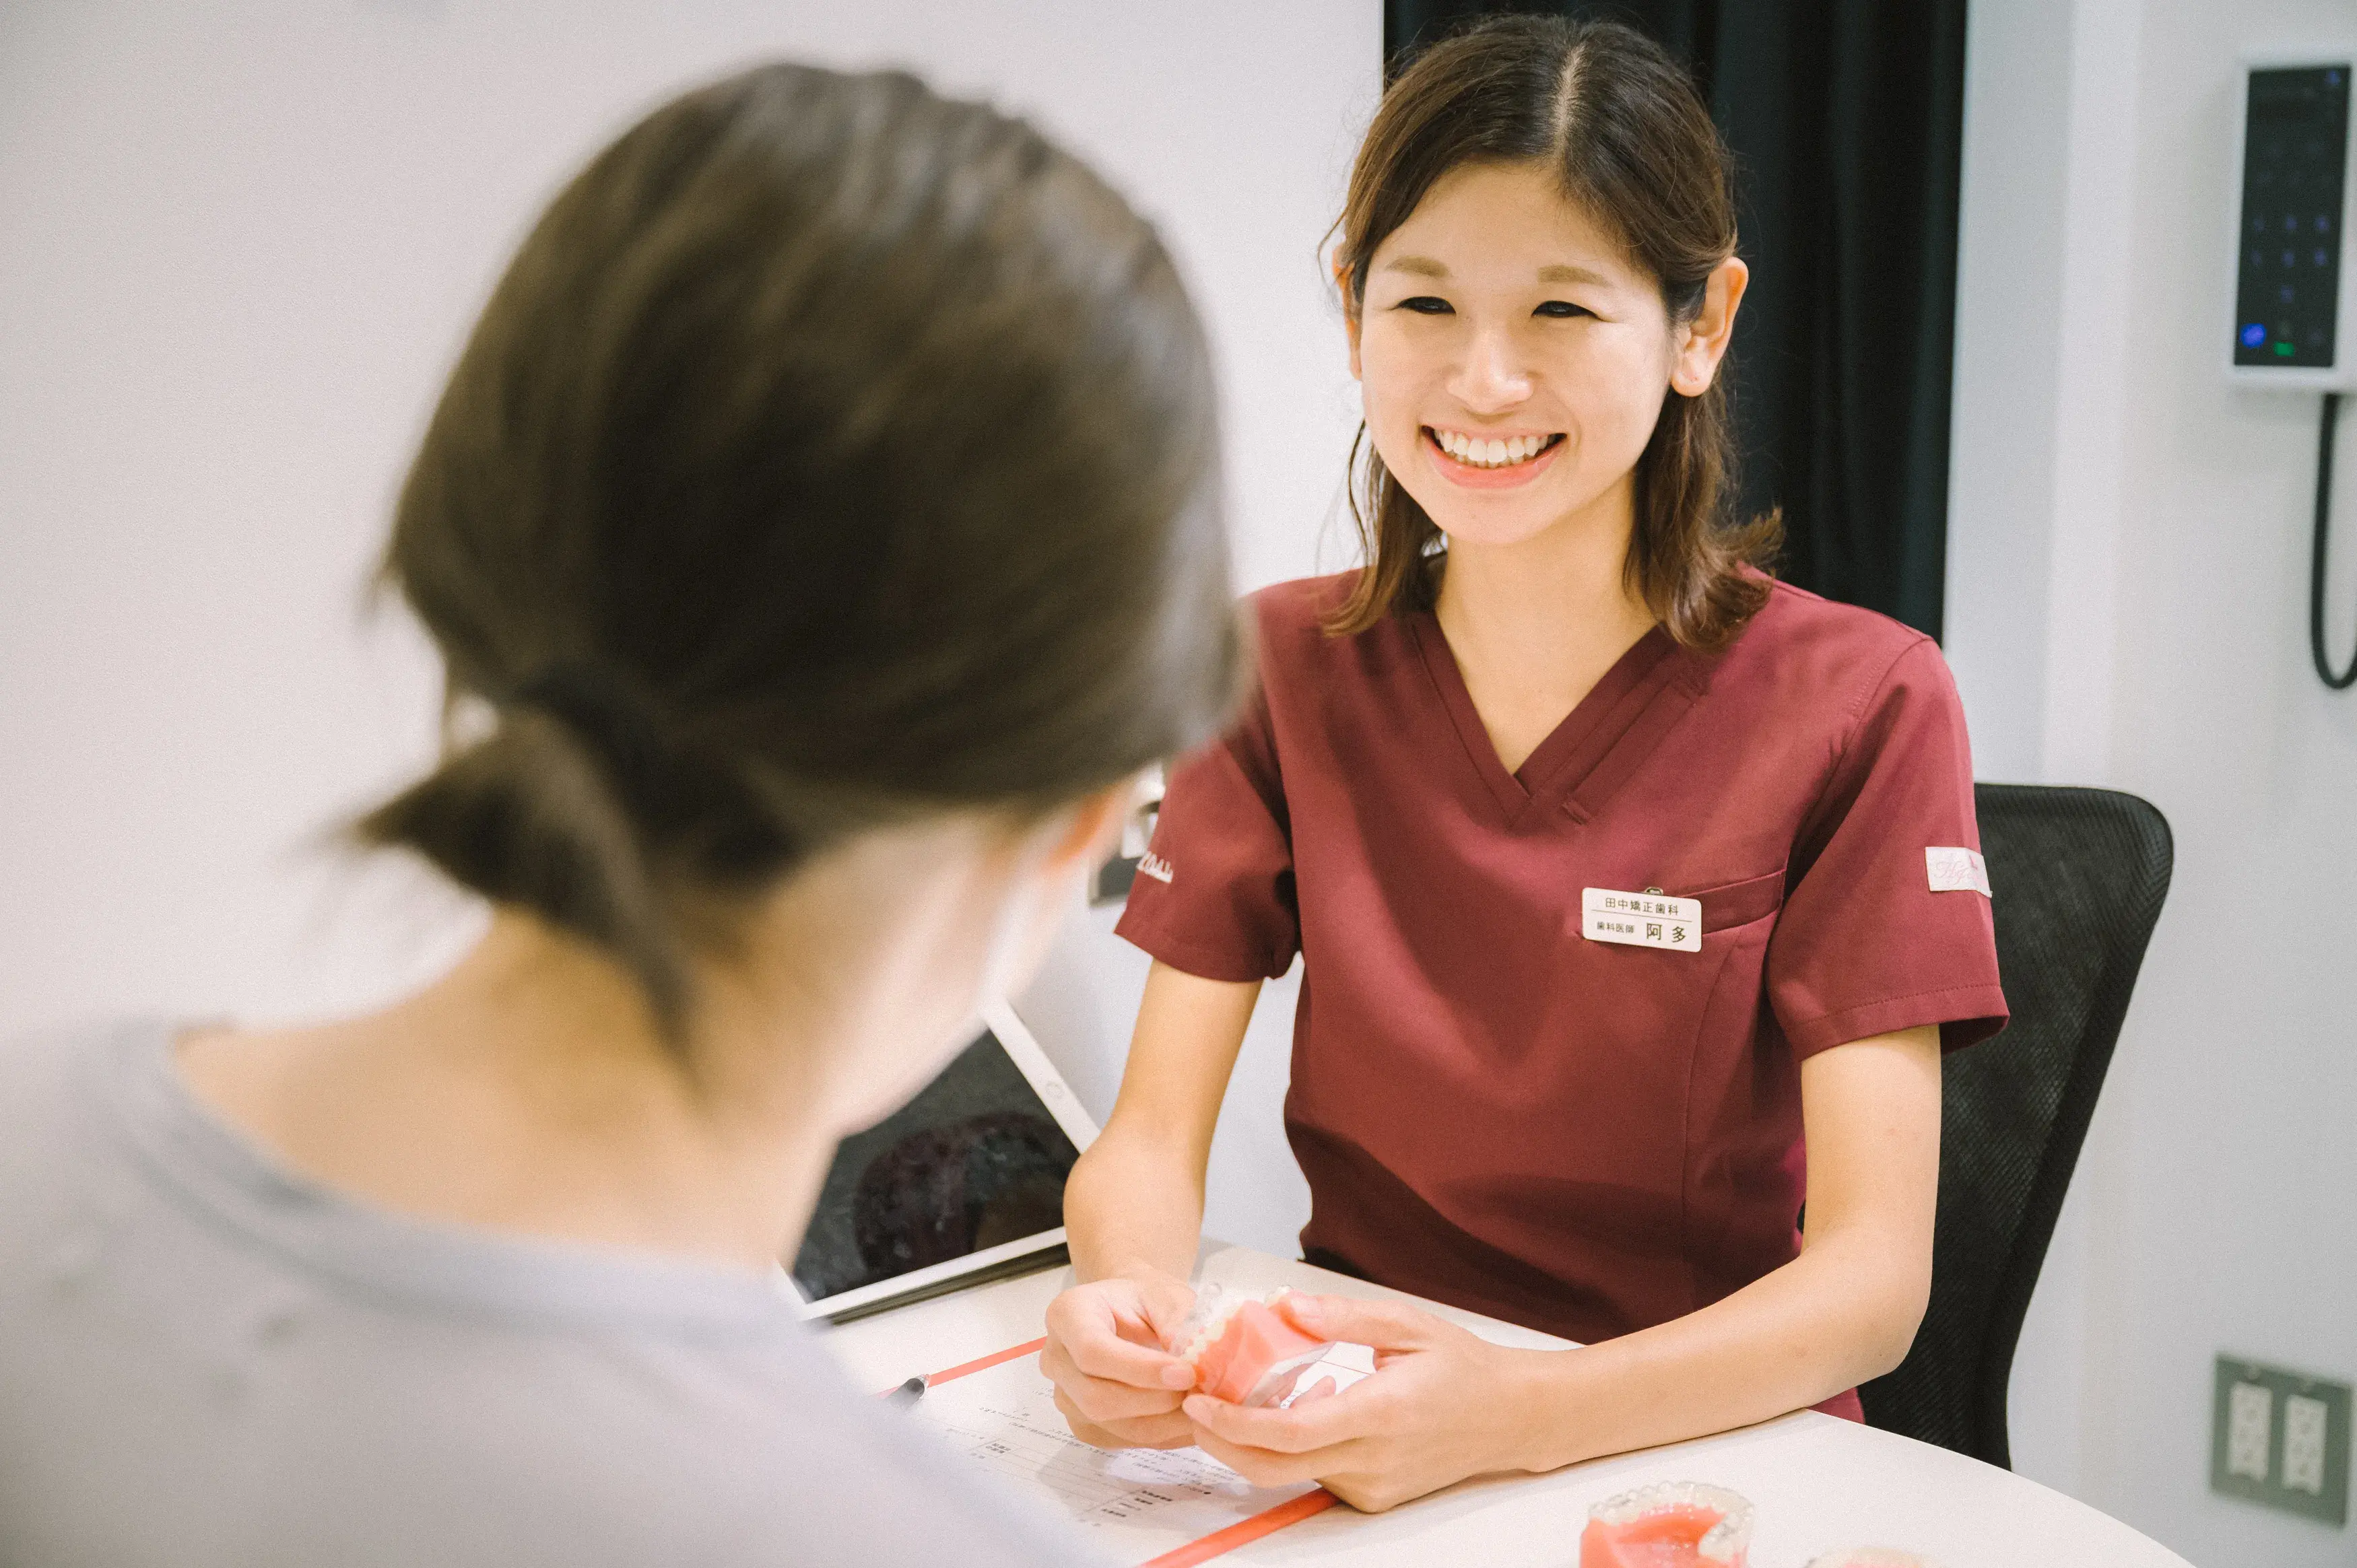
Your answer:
[1432,429,1557,468]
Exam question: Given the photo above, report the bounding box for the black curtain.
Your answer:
[1383,1,1967,640]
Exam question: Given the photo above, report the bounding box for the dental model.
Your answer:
[1166,1284,1334,1408]
[1579,1481,1755,1568]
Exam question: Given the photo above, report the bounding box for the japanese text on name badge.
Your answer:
[1581,887,1702,952]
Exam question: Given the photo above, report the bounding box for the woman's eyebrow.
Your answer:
[1376,255,1614,286]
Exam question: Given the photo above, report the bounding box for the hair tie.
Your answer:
[504,663,684,796]
[501,665,800,883]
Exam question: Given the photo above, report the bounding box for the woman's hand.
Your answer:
[1181,1293,1551,1513]
[1041,1270,1202,1450]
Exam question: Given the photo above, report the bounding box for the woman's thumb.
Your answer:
[1137,1276,1199,1343]
[1279,1290,1431,1349]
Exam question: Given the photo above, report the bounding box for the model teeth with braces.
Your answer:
[1165,1283,1335,1408]
[1581,1480,1756,1567]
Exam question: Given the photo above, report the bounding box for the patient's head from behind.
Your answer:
[360,63,1240,1138]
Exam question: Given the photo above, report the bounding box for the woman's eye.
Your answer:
[1534,300,1592,318]
[1395,296,1453,315]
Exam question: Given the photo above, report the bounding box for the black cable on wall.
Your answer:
[2314,393,2356,690]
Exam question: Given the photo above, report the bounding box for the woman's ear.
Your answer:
[1669,256,1749,397]
[1038,776,1139,876]
[1335,259,1364,380]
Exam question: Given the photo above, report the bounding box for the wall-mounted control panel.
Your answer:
[2230,56,2355,388]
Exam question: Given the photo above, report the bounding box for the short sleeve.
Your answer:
[1765,638,2008,1058]
[1113,689,1299,983]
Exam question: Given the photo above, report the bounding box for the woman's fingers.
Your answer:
[1063,1372,1190,1424]
[1040,1279,1203,1448]
[1185,1423,1353,1489]
[1044,1291,1196,1390]
[1052,1385,1196,1450]
[1131,1273,1202,1345]
[1053,1400,1126,1451]
[1286,1374,1339,1406]
[1318,1474,1411,1515]
[1186,1390,1368,1456]
[1107,1412,1201,1449]
[1040,1340,1189,1421]
[1039,1330,1194,1398]
[1277,1291,1439,1352]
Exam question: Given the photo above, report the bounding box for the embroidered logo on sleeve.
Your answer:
[1137,852,1174,885]
[1925,846,1991,897]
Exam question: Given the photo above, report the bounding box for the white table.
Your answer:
[822,1243,2191,1567]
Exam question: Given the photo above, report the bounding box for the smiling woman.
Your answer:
[1325,15,1779,646]
[1045,13,2007,1518]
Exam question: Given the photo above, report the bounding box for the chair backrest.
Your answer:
[1858,784,2172,1467]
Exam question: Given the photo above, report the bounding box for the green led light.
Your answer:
[2276,342,2297,357]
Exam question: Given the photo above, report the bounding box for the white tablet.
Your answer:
[786,1001,1098,1323]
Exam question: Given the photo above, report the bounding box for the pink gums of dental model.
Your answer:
[1167,1285,1333,1408]
[1579,1481,1755,1568]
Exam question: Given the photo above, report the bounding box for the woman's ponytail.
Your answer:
[358,709,692,1024]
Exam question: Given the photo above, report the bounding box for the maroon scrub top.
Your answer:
[1117,572,2005,1417]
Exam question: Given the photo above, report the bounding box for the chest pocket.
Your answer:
[1673,868,1786,934]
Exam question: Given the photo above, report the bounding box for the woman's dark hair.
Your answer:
[360,63,1242,1025]
[1327,15,1778,646]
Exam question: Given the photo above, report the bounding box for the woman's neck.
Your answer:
[175,811,1036,1279]
[1432,479,1660,774]
[178,911,846,1276]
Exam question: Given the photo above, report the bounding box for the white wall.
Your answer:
[0,1,1376,1255]
[1948,1,2357,1562]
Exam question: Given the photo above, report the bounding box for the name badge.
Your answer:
[1581,887,1702,952]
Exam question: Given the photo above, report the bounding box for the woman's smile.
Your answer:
[1422,424,1566,488]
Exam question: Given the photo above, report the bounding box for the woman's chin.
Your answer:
[1391,461,1622,554]
[1396,487,1565,551]
[1424,513,1561,551]
[1374,453,1564,549]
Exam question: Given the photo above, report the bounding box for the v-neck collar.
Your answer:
[1409,612,1701,826]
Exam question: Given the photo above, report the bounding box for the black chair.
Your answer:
[1858,784,2172,1468]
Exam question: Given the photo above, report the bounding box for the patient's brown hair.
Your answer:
[362,64,1242,1023]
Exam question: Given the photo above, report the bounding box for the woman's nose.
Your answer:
[1446,326,1533,411]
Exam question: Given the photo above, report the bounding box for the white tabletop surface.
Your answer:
[821,1242,2193,1568]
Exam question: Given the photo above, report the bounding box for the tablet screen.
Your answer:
[789,1027,1083,1305]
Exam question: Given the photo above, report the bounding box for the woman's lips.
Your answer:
[1422,428,1564,489]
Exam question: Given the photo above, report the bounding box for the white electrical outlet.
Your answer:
[2214,1356,2352,1524]
[2285,1394,2330,1495]
[2228,1382,2274,1480]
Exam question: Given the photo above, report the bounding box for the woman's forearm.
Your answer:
[1064,1128,1207,1285]
[1511,1225,1927,1471]
[1515,1026,1942,1471]
[1065,963,1263,1287]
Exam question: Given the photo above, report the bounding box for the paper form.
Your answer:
[908,1343,1339,1564]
